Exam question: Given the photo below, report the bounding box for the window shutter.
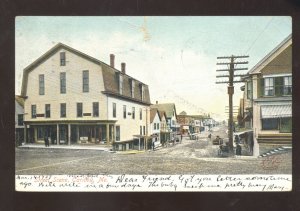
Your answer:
[275,77,283,96]
[258,77,264,97]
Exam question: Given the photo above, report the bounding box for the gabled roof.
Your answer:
[179,111,187,115]
[15,95,24,107]
[158,110,167,120]
[150,108,161,123]
[150,103,177,119]
[248,34,292,75]
[21,43,151,104]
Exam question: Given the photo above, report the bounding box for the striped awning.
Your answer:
[261,105,292,119]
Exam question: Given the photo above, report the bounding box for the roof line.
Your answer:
[248,34,292,75]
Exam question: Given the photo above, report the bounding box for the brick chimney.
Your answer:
[121,62,126,74]
[110,54,115,68]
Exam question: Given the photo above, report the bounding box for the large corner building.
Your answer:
[20,43,151,148]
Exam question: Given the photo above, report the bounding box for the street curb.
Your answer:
[17,146,111,152]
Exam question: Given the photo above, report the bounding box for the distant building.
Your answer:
[149,108,161,148]
[15,96,24,146]
[242,34,292,156]
[150,102,179,134]
[20,43,151,149]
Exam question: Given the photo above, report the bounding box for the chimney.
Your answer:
[110,54,115,68]
[121,62,126,74]
[156,101,158,104]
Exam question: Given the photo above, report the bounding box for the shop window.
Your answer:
[262,118,278,130]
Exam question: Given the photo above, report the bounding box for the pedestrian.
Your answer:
[180,134,183,144]
[44,136,47,147]
[236,144,242,156]
[152,141,155,151]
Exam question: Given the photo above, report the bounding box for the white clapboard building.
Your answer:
[20,43,151,150]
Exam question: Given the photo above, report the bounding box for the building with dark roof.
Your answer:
[20,43,151,149]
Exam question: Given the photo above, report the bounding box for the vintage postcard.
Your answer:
[15,16,292,191]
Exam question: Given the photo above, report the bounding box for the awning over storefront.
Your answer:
[261,105,292,119]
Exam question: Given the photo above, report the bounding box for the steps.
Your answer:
[258,146,292,158]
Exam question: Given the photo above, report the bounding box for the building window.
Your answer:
[37,126,47,139]
[123,105,126,119]
[60,52,66,66]
[18,114,23,126]
[154,123,156,130]
[39,74,44,95]
[280,117,292,133]
[77,103,83,117]
[132,107,135,119]
[247,81,252,99]
[113,103,116,118]
[130,80,135,98]
[140,108,142,120]
[31,105,36,118]
[82,70,89,92]
[157,123,160,130]
[60,72,66,94]
[264,78,274,96]
[262,118,278,130]
[93,102,99,117]
[283,76,292,95]
[119,75,123,95]
[140,126,142,135]
[45,104,50,118]
[60,103,66,118]
[143,126,146,135]
[116,126,120,141]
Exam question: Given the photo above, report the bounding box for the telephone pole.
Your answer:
[216,55,249,154]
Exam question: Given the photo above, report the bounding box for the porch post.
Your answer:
[56,124,59,145]
[68,124,71,145]
[106,123,109,145]
[24,123,27,144]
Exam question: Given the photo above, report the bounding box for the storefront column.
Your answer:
[24,123,27,144]
[112,125,115,143]
[138,137,141,151]
[68,124,71,145]
[56,124,59,145]
[34,127,37,143]
[106,124,109,145]
[77,125,80,143]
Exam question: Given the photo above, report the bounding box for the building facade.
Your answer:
[242,34,292,156]
[15,96,24,146]
[21,43,151,148]
[149,108,161,148]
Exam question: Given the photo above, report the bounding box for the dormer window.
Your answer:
[130,79,135,98]
[119,74,123,95]
[139,83,145,101]
[60,52,66,66]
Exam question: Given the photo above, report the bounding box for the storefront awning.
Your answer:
[261,105,292,119]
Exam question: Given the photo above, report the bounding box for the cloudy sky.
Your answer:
[15,16,291,120]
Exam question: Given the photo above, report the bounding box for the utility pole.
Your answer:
[216,55,249,154]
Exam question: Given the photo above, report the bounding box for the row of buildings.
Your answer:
[15,43,187,150]
[237,34,292,156]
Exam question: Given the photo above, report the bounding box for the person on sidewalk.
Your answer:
[44,136,47,147]
[46,137,50,147]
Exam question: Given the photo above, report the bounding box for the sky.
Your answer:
[15,16,292,121]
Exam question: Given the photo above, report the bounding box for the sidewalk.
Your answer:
[18,143,112,152]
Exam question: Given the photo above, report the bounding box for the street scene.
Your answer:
[15,124,291,175]
[15,17,292,176]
